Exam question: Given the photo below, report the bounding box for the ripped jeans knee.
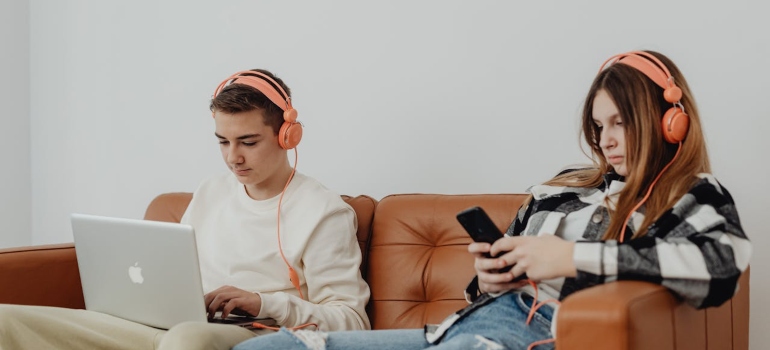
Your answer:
[432,333,506,350]
[285,328,329,350]
[470,334,505,350]
[233,327,329,350]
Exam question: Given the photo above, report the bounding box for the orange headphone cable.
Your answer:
[520,279,559,350]
[255,147,320,331]
[619,142,682,243]
[276,148,303,299]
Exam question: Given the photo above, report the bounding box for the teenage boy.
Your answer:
[0,69,370,350]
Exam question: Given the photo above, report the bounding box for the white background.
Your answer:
[2,0,768,347]
[1,0,30,248]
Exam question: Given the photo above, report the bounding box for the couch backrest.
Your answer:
[365,193,528,329]
[340,195,377,279]
[143,192,192,223]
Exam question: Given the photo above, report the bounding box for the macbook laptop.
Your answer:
[70,213,276,330]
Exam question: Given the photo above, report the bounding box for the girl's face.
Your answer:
[592,89,628,176]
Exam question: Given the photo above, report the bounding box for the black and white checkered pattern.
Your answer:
[508,171,750,308]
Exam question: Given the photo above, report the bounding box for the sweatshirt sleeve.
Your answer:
[573,175,751,308]
[256,207,371,331]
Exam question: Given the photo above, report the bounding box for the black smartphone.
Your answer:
[456,206,526,280]
[456,206,505,247]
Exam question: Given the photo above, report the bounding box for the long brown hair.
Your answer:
[545,51,710,240]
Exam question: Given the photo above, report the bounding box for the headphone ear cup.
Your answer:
[662,107,690,143]
[278,121,303,150]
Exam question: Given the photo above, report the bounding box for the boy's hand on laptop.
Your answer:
[204,285,262,319]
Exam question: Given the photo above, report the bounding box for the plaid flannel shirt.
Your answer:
[506,171,750,308]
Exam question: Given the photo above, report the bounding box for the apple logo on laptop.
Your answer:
[128,262,144,284]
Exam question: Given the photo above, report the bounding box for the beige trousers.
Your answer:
[0,304,268,350]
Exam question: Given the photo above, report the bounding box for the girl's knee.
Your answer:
[442,333,505,350]
[234,328,328,350]
[469,335,505,350]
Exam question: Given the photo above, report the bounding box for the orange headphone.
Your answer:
[212,70,303,149]
[599,51,687,243]
[599,51,690,143]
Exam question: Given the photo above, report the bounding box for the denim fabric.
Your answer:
[233,291,554,350]
[437,291,554,349]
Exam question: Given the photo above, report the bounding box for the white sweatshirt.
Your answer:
[180,172,371,331]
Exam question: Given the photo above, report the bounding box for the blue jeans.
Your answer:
[233,291,554,350]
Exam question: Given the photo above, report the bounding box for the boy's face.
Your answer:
[214,109,287,198]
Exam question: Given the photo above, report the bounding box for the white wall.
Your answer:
[0,0,30,249]
[22,0,769,348]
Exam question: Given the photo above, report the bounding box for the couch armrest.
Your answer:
[556,281,678,350]
[556,268,749,350]
[0,243,85,309]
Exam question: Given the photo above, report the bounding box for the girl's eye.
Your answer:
[219,141,229,145]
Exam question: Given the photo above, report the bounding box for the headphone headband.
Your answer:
[599,51,675,90]
[212,70,293,112]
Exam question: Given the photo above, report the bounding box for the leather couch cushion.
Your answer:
[365,194,527,329]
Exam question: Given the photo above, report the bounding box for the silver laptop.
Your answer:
[71,213,275,330]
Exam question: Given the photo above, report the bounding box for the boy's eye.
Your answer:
[218,140,229,145]
[243,142,257,146]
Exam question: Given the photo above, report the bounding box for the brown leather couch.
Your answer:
[0,192,750,349]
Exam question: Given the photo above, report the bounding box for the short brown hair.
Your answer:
[209,69,292,135]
